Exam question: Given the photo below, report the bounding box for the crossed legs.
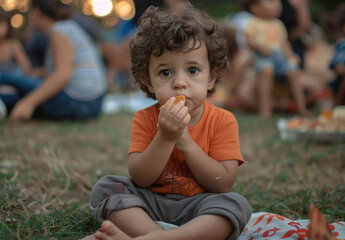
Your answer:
[93,207,233,240]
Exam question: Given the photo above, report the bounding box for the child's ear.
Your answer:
[207,72,217,90]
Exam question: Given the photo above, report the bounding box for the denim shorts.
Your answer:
[0,72,104,120]
[255,49,297,77]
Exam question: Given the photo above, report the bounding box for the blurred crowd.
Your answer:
[1,0,345,122]
[216,0,345,120]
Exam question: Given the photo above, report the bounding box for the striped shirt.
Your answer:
[45,20,106,101]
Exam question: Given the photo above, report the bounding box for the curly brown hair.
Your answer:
[129,5,228,99]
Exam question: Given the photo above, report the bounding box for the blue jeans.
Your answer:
[0,72,104,120]
[255,49,297,77]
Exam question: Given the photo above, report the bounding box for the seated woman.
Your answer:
[0,0,106,123]
[0,9,33,120]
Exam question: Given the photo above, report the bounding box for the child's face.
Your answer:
[251,0,282,19]
[0,21,9,40]
[148,42,216,117]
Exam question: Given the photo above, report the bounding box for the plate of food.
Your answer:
[277,106,345,142]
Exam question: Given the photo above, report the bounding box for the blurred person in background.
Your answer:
[279,0,310,69]
[0,9,33,120]
[215,1,331,117]
[0,9,32,76]
[241,0,308,119]
[279,0,336,113]
[324,4,345,106]
[24,7,105,68]
[217,19,298,114]
[0,0,106,123]
[210,20,257,111]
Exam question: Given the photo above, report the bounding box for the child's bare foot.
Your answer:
[93,220,132,240]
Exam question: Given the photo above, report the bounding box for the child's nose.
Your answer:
[172,74,188,89]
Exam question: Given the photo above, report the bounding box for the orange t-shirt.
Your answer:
[129,101,244,197]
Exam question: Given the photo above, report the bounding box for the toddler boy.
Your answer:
[90,4,252,240]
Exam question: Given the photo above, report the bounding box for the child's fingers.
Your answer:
[176,106,189,122]
[167,101,186,123]
[178,111,191,128]
[159,97,175,113]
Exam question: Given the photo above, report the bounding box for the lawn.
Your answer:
[1,110,344,239]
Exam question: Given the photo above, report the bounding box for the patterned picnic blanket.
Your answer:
[239,211,345,240]
[156,205,345,240]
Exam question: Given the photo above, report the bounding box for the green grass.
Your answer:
[1,110,344,239]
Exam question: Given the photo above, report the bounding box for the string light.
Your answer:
[10,13,25,29]
[0,0,136,27]
[82,0,93,15]
[92,0,113,17]
[115,0,135,20]
[2,0,17,11]
[0,0,28,13]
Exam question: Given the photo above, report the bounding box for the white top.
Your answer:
[45,20,107,101]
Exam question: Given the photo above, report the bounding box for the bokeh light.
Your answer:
[92,0,113,17]
[18,0,29,13]
[2,0,17,11]
[82,0,93,15]
[0,0,136,28]
[11,14,25,29]
[115,0,135,20]
[0,0,29,13]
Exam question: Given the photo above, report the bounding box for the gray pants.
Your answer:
[90,175,252,240]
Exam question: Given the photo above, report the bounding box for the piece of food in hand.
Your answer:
[159,95,185,110]
[174,95,186,105]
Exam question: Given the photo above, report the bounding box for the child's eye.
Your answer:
[160,69,172,77]
[188,67,199,75]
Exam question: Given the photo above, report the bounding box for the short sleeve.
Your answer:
[128,110,155,154]
[209,111,244,165]
[243,17,255,36]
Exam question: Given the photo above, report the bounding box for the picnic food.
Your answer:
[159,95,186,110]
[286,106,345,132]
[174,95,186,105]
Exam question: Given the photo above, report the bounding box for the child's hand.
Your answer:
[8,99,35,124]
[158,97,191,142]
